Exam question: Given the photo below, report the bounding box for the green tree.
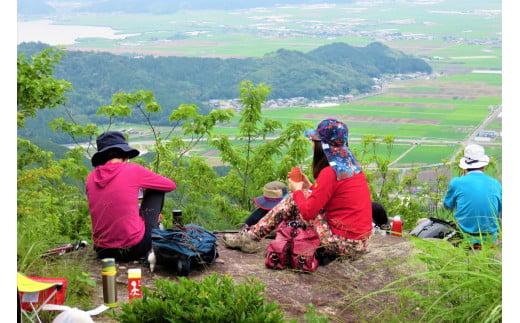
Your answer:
[52,89,237,228]
[17,49,96,314]
[210,80,312,215]
[17,48,91,272]
[17,47,72,128]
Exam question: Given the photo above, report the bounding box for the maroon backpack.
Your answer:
[265,221,320,272]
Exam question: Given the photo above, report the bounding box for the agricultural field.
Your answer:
[139,70,501,174]
[207,73,502,171]
[20,0,500,60]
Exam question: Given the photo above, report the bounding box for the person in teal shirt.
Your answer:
[443,144,502,245]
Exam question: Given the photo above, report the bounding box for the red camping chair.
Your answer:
[17,273,67,323]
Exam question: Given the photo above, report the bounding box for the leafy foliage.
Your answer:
[17,46,72,128]
[303,303,329,323]
[210,80,313,212]
[17,138,92,272]
[115,273,285,323]
[17,48,97,310]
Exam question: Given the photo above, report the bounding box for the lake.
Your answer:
[17,19,140,45]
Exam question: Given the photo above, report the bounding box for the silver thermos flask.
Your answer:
[101,258,118,308]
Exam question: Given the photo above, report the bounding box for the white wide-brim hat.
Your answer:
[459,144,490,169]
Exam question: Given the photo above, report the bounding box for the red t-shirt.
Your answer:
[86,162,176,248]
[292,166,373,240]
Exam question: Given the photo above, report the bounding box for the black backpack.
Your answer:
[409,217,458,240]
[150,224,219,276]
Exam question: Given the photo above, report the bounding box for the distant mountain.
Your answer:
[17,41,431,144]
[307,42,430,76]
[18,0,357,16]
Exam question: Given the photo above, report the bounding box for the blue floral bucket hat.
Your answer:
[304,119,362,180]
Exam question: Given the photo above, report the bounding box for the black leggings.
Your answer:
[244,208,269,226]
[94,189,165,262]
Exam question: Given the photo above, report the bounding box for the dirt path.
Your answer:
[77,233,416,322]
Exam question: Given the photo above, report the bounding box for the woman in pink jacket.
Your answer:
[86,131,176,262]
[224,119,373,262]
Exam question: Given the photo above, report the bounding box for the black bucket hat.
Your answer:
[91,131,140,167]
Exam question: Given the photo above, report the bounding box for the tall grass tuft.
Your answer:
[358,237,501,322]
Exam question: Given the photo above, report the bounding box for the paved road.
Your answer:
[456,105,502,162]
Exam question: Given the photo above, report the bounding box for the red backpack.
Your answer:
[265,221,320,272]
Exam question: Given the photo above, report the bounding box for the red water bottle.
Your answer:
[289,167,303,182]
[391,216,403,237]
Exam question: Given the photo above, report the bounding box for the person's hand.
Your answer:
[288,178,303,193]
[301,173,312,190]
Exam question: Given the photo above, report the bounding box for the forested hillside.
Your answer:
[17,41,431,144]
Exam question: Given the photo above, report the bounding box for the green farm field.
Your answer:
[212,76,501,169]
[153,70,500,172]
[119,65,501,171]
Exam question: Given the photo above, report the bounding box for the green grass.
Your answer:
[430,44,501,58]
[409,87,439,92]
[351,142,411,160]
[439,73,502,86]
[397,145,457,165]
[485,121,502,131]
[353,237,502,322]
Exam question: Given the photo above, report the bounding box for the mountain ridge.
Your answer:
[17,41,431,144]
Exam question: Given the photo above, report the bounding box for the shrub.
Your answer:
[115,273,285,322]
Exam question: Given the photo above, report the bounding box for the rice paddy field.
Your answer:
[211,74,502,169]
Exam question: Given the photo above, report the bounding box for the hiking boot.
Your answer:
[223,231,258,253]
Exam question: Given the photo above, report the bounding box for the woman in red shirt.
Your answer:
[223,119,373,261]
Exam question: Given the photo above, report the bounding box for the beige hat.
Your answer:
[253,181,288,210]
[459,144,490,169]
